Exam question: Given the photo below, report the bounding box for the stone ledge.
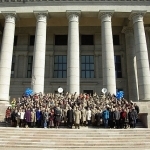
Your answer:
[0,0,150,3]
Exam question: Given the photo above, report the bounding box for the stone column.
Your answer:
[122,27,139,101]
[145,28,150,67]
[66,11,81,95]
[32,11,48,94]
[0,12,16,101]
[14,54,18,78]
[99,11,116,94]
[130,11,150,101]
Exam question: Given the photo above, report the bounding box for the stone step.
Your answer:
[1,145,150,148]
[0,127,149,149]
[0,148,149,150]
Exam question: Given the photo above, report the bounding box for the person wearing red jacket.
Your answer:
[120,109,127,129]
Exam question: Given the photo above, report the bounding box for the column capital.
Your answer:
[34,11,48,23]
[122,26,133,34]
[66,11,81,22]
[1,11,16,24]
[98,10,114,22]
[129,10,147,24]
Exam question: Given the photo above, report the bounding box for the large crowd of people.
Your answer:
[5,92,139,129]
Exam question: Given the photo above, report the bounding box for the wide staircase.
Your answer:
[0,127,149,150]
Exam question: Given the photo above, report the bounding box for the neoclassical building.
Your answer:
[0,1,150,103]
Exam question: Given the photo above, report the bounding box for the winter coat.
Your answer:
[36,110,42,121]
[102,110,109,120]
[74,110,81,124]
[55,109,61,122]
[91,109,96,123]
[67,109,74,123]
[113,110,120,120]
[81,109,86,122]
[25,110,31,123]
[31,112,36,123]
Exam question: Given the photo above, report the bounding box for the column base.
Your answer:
[139,99,150,102]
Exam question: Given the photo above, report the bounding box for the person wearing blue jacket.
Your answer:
[102,108,109,128]
[36,108,42,128]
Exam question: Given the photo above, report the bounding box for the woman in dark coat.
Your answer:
[54,106,61,128]
[24,108,31,128]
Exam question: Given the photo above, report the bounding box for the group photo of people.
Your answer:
[5,91,140,129]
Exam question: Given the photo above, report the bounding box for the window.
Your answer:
[81,35,94,45]
[81,55,94,78]
[115,55,122,78]
[30,35,35,46]
[55,35,68,45]
[113,35,120,45]
[27,56,33,78]
[83,90,93,96]
[14,35,18,46]
[54,55,67,78]
[11,56,15,78]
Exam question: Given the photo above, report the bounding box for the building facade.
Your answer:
[0,1,150,102]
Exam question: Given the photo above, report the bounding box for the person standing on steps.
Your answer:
[5,107,11,127]
[134,103,140,123]
[95,109,102,128]
[24,108,31,128]
[49,108,55,128]
[102,107,109,128]
[36,107,42,128]
[81,106,86,126]
[55,106,61,128]
[67,106,74,129]
[86,107,92,126]
[74,106,81,129]
[113,107,120,129]
[31,109,36,128]
[130,107,138,128]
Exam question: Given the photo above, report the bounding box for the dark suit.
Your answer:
[67,109,74,128]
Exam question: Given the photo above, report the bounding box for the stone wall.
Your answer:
[137,102,150,128]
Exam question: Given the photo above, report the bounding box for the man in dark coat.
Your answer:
[67,106,74,128]
[108,108,115,129]
[95,109,102,128]
[130,107,138,128]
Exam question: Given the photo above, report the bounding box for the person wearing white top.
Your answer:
[20,109,25,127]
[86,107,91,126]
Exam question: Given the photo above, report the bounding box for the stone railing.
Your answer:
[0,0,150,2]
